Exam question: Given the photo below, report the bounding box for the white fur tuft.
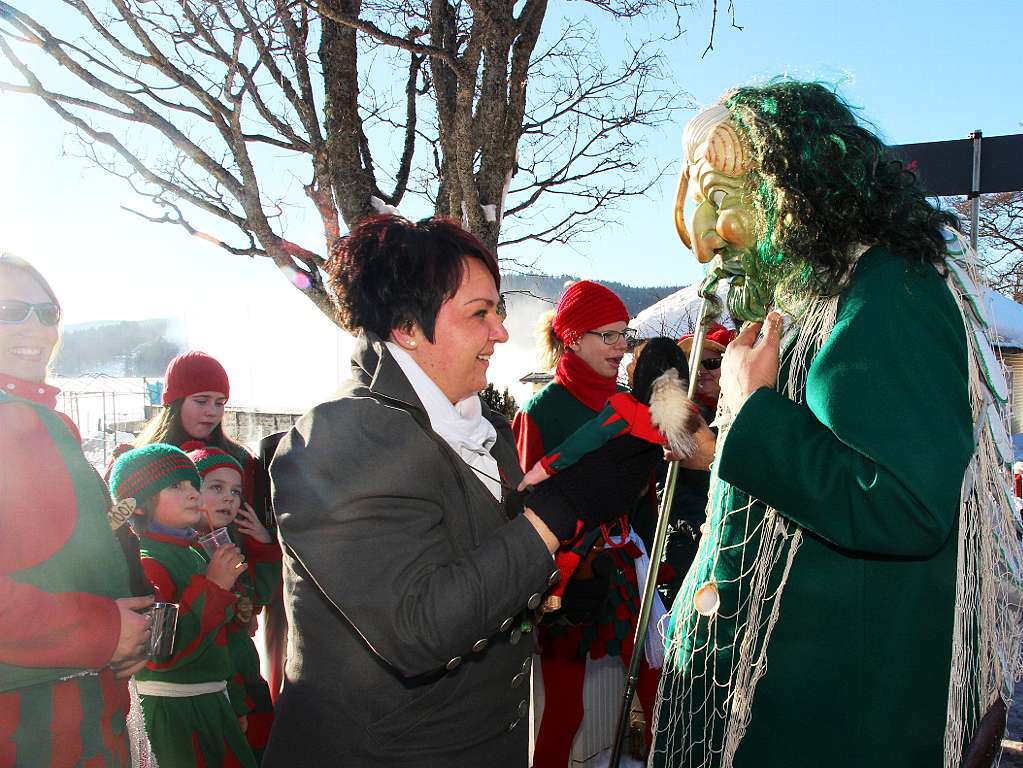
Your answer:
[648,369,701,458]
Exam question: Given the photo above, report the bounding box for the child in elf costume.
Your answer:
[109,444,257,768]
[520,337,702,612]
[185,442,281,763]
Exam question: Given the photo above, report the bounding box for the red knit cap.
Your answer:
[162,351,230,405]
[552,281,629,345]
[678,322,737,355]
[182,441,243,479]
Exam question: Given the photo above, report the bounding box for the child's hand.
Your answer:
[518,462,551,491]
[238,715,248,733]
[235,502,272,544]
[206,544,246,590]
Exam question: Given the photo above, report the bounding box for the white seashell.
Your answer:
[108,497,137,530]
[693,581,721,617]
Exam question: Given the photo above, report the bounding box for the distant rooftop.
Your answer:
[519,371,553,385]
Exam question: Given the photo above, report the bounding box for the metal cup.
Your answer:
[147,602,179,659]
[197,526,233,557]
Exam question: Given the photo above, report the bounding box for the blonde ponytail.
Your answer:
[536,309,564,372]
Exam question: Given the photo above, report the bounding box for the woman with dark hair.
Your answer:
[0,254,153,766]
[264,215,631,767]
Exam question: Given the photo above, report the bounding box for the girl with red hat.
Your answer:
[185,444,281,763]
[512,280,664,767]
[119,351,283,757]
[131,351,254,489]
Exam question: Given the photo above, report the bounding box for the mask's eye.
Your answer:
[710,189,727,208]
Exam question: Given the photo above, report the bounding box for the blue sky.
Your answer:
[1,0,1020,405]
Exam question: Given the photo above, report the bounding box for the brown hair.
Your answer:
[134,400,251,467]
[327,215,501,342]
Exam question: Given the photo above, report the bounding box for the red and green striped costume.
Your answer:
[137,532,256,768]
[0,377,134,767]
[202,527,281,761]
[539,392,667,474]
[536,392,666,609]
[515,383,657,660]
[513,378,661,767]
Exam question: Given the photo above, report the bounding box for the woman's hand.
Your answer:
[523,509,560,554]
[110,595,154,678]
[719,312,782,415]
[665,421,717,470]
[205,544,246,590]
[518,462,551,491]
[235,502,272,544]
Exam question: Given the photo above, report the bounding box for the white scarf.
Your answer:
[385,342,502,500]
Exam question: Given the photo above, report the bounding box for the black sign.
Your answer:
[887,133,1023,196]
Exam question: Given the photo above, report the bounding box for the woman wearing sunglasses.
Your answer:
[659,323,736,605]
[0,254,154,767]
[678,323,736,419]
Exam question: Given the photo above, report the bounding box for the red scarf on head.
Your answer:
[554,350,618,412]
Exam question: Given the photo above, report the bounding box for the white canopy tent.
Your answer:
[630,280,734,340]
[632,280,1023,348]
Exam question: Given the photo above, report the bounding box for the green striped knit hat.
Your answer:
[181,441,243,479]
[109,443,201,506]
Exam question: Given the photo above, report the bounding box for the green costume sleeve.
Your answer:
[718,248,974,558]
[544,402,624,472]
[227,667,249,716]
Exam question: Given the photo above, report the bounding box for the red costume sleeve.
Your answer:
[242,454,258,507]
[140,557,237,672]
[238,532,283,608]
[0,403,121,670]
[512,410,547,472]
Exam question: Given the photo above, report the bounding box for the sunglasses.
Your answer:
[700,357,723,371]
[0,300,62,326]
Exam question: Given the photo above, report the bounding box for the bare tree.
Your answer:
[0,0,726,322]
[953,193,1023,301]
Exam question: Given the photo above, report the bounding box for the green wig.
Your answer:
[723,80,959,304]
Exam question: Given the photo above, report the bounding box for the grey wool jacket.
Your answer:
[263,332,558,767]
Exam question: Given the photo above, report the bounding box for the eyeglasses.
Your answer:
[586,328,638,346]
[700,357,723,371]
[0,300,61,326]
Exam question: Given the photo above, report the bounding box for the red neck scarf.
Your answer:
[554,350,618,412]
[696,393,719,412]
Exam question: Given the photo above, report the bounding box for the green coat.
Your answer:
[652,247,974,768]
